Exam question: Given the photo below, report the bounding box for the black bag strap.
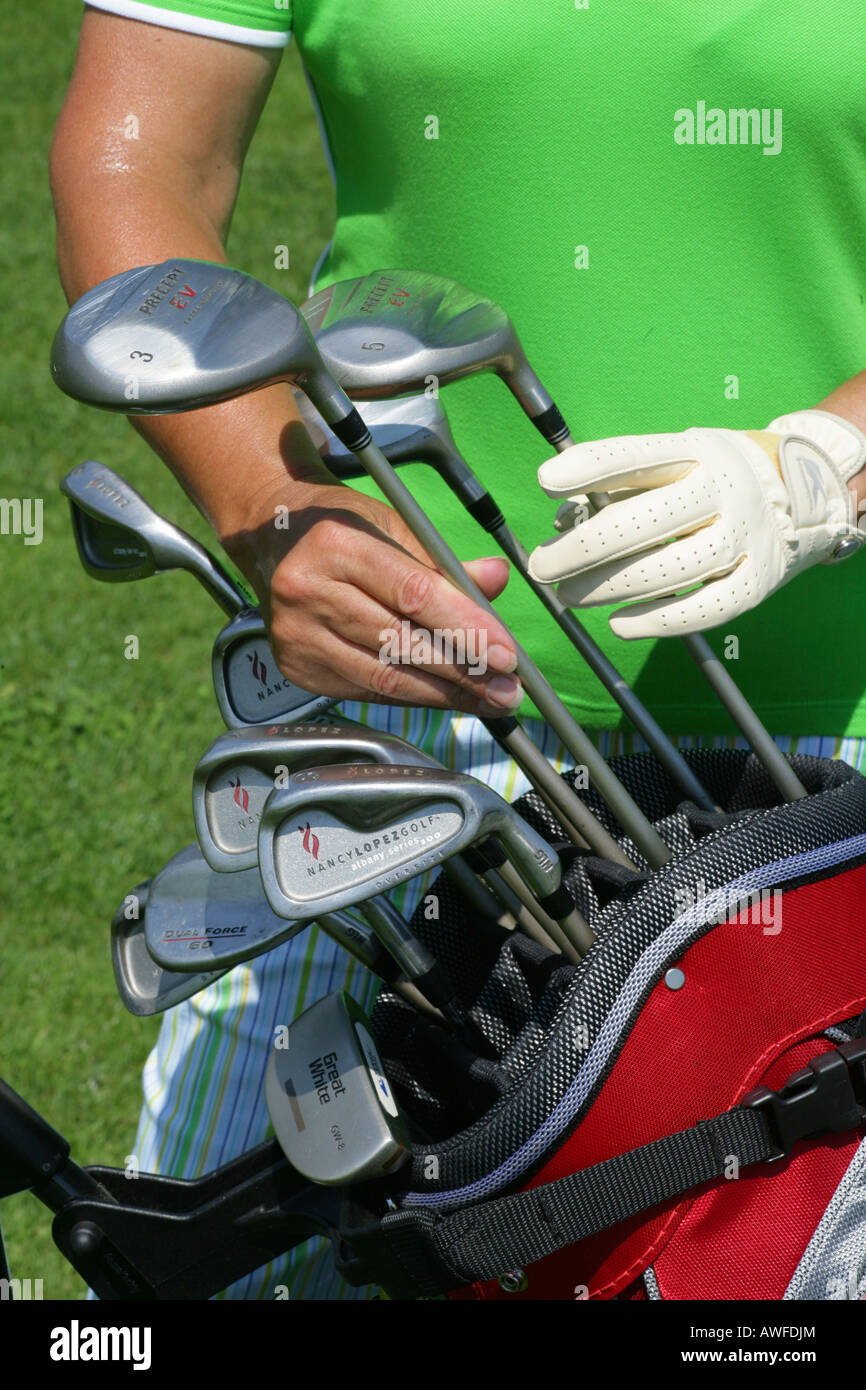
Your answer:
[339,1037,866,1298]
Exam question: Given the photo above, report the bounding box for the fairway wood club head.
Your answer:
[144,844,308,971]
[111,880,229,1016]
[212,611,335,728]
[258,764,563,920]
[51,260,351,428]
[265,989,410,1186]
[61,460,246,616]
[302,270,565,441]
[193,721,435,872]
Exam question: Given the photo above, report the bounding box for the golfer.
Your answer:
[52,1,866,1297]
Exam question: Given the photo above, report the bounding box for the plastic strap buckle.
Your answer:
[743,1036,866,1163]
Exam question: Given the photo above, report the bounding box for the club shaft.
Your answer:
[484,717,633,867]
[440,856,510,921]
[681,633,807,798]
[440,850,579,954]
[317,914,443,1018]
[493,861,581,962]
[393,981,445,1019]
[489,523,719,812]
[358,897,435,981]
[192,559,251,618]
[480,869,563,952]
[577,485,808,802]
[346,437,668,866]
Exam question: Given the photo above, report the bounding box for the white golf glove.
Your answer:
[528,410,866,638]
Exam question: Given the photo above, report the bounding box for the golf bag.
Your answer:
[337,749,866,1300]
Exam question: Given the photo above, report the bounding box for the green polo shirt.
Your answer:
[87,0,866,733]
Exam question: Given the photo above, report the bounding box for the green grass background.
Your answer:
[0,6,334,1298]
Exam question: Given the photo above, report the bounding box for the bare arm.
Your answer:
[51,10,302,529]
[818,372,866,513]
[50,9,521,712]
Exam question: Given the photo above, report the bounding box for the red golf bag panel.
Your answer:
[650,1036,862,1302]
[452,863,866,1300]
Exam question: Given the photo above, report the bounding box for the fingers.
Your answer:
[270,598,524,714]
[462,556,512,601]
[273,563,521,702]
[608,558,758,639]
[556,526,742,609]
[266,504,524,711]
[332,527,519,675]
[313,637,524,714]
[330,519,517,681]
[530,476,717,585]
[537,433,701,500]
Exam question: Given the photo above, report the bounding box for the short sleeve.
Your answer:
[84,0,292,48]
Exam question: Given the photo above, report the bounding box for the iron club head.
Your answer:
[212,611,336,729]
[111,871,416,1009]
[111,880,230,1015]
[61,460,248,616]
[143,844,308,972]
[193,721,434,872]
[257,763,564,921]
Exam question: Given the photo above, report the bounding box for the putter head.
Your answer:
[60,460,247,614]
[258,763,559,919]
[212,611,335,729]
[144,844,307,971]
[193,721,432,872]
[265,989,410,1185]
[111,879,229,1016]
[50,259,350,423]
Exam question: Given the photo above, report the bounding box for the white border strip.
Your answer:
[404,830,866,1209]
[85,0,291,48]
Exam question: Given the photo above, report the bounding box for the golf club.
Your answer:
[193,721,438,871]
[51,259,665,868]
[60,459,248,616]
[61,461,333,726]
[111,879,230,1016]
[191,717,528,930]
[141,843,464,1022]
[301,269,574,452]
[298,390,717,812]
[143,844,307,970]
[258,763,594,955]
[300,270,805,803]
[192,720,583,958]
[265,989,410,1186]
[211,610,335,727]
[111,872,438,1016]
